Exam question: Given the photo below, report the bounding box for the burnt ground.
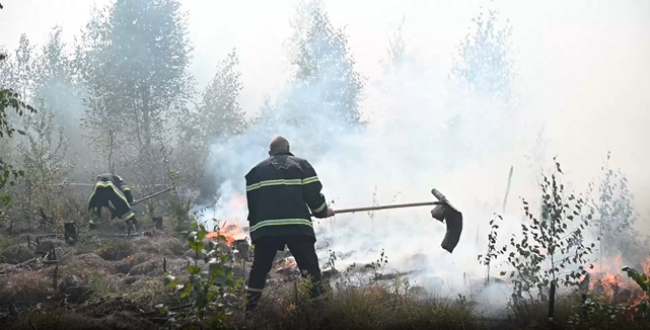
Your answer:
[2,224,647,330]
[0,224,249,329]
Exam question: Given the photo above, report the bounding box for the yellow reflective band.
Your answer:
[301,176,319,185]
[246,179,302,192]
[246,287,264,293]
[122,186,131,192]
[249,218,313,232]
[89,219,95,224]
[89,181,129,206]
[123,212,135,220]
[311,201,327,213]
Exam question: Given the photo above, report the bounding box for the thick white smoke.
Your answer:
[198,4,543,314]
[194,0,649,316]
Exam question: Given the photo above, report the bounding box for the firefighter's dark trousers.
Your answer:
[246,235,323,311]
[88,184,135,228]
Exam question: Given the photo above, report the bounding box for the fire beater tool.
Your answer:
[130,186,176,206]
[320,188,463,253]
[104,186,176,220]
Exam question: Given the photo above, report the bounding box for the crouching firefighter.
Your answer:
[244,136,335,311]
[87,173,138,232]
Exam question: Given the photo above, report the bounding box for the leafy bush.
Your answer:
[162,220,244,328]
[623,256,650,320]
[167,194,193,235]
[499,159,595,303]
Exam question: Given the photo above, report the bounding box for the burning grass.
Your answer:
[205,219,247,247]
[586,254,650,309]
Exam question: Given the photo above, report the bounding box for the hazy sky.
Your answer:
[1,0,650,214]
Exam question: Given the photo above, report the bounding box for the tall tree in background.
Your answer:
[444,6,516,168]
[0,45,37,227]
[281,0,365,125]
[451,7,514,102]
[15,104,71,228]
[0,46,13,88]
[13,35,36,100]
[80,0,193,189]
[382,16,414,74]
[185,49,245,148]
[34,27,93,181]
[34,27,80,135]
[588,152,644,263]
[180,49,246,200]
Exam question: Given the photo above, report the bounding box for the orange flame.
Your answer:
[124,255,135,265]
[205,219,246,247]
[276,257,297,271]
[586,253,650,312]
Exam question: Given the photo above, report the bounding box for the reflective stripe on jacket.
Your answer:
[245,151,328,242]
[88,173,134,212]
[95,173,133,203]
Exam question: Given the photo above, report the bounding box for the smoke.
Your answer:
[193,3,650,317]
[197,2,539,313]
[3,0,649,315]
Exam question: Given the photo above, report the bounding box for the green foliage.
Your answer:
[623,258,650,319]
[496,159,596,301]
[88,275,121,302]
[478,213,504,284]
[566,294,629,330]
[184,49,246,146]
[0,51,36,223]
[13,105,71,229]
[167,194,192,234]
[589,152,642,260]
[0,235,16,250]
[0,90,35,138]
[163,220,244,328]
[79,0,193,187]
[168,170,180,187]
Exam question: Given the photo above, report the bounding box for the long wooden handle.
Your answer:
[329,201,442,215]
[131,186,176,206]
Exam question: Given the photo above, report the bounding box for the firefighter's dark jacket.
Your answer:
[88,173,134,210]
[245,150,328,243]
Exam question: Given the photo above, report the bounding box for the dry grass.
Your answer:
[87,274,125,303]
[6,309,159,330]
[235,280,484,330]
[61,253,116,278]
[0,270,55,307]
[96,239,135,261]
[136,235,186,256]
[73,241,100,255]
[508,294,582,328]
[122,277,168,307]
[0,235,17,250]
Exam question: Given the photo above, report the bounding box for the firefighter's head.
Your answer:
[269,136,290,155]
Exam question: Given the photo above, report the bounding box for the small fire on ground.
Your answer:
[205,220,247,246]
[584,253,650,309]
[276,257,297,271]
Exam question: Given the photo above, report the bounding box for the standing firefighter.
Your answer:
[244,136,335,311]
[88,173,138,231]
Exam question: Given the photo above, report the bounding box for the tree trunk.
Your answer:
[548,282,556,319]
